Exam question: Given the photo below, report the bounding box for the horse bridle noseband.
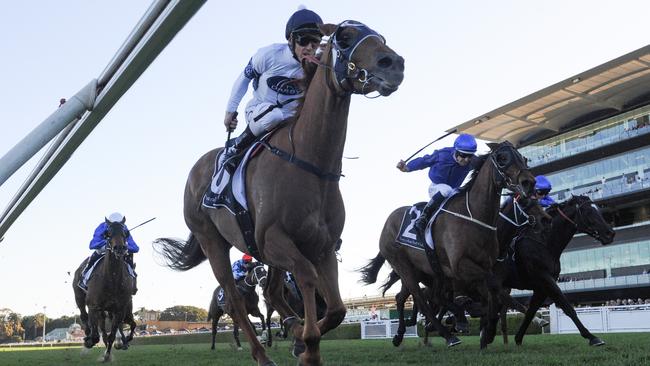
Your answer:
[243,265,266,288]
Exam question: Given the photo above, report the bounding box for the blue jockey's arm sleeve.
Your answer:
[406,151,438,172]
[127,234,139,253]
[89,223,107,250]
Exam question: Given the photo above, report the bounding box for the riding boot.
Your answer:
[415,192,445,239]
[78,251,102,290]
[218,126,257,171]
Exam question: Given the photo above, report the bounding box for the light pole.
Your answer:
[42,306,46,343]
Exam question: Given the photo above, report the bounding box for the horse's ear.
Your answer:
[319,23,337,36]
[121,216,126,225]
[105,217,110,224]
[486,142,499,151]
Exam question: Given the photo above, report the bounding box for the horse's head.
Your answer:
[103,218,129,258]
[486,141,536,198]
[554,195,615,245]
[319,20,404,96]
[246,263,268,288]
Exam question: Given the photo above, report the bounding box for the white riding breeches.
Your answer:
[245,102,297,136]
[428,183,453,198]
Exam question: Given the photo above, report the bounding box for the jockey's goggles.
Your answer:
[455,151,473,159]
[295,33,322,47]
[536,189,551,196]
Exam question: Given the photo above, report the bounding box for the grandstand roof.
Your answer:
[450,44,650,147]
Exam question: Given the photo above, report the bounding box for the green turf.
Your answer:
[1,333,648,365]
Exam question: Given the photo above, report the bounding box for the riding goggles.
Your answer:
[536,189,551,196]
[455,151,473,159]
[295,33,321,47]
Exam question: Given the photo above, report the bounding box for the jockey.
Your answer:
[397,133,478,236]
[232,254,255,286]
[218,7,324,170]
[78,212,140,293]
[532,175,555,208]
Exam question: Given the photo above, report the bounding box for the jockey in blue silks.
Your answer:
[218,7,324,171]
[397,133,478,237]
[232,254,255,286]
[78,212,139,293]
[533,175,555,208]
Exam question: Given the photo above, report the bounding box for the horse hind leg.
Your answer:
[211,309,222,350]
[392,284,410,347]
[193,230,273,365]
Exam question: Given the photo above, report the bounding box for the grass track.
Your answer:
[1,333,649,365]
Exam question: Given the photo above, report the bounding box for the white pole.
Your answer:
[42,306,47,343]
[0,80,96,187]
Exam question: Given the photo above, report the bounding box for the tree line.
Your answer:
[0,305,209,343]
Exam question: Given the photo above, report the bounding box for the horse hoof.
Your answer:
[392,335,404,347]
[292,339,306,358]
[590,338,605,346]
[237,347,243,351]
[114,343,122,350]
[447,336,462,347]
[455,321,469,334]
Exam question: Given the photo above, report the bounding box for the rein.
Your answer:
[555,201,602,241]
[499,198,531,227]
[440,191,497,231]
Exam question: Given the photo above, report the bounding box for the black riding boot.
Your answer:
[125,254,138,295]
[414,192,446,238]
[218,126,257,170]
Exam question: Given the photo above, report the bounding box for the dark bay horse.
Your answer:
[208,262,267,351]
[360,141,535,349]
[507,195,615,346]
[72,219,135,361]
[154,20,404,366]
[263,267,327,349]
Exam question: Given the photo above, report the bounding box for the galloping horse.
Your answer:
[360,142,535,349]
[208,262,267,351]
[507,195,615,346]
[154,20,404,366]
[72,219,135,361]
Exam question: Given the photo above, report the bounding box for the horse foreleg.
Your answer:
[500,304,508,344]
[291,256,322,366]
[265,303,274,347]
[103,312,121,362]
[264,267,300,336]
[233,323,243,350]
[540,275,605,346]
[313,251,346,336]
[514,291,546,345]
[84,309,100,349]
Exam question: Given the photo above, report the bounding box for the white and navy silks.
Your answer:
[406,147,472,198]
[226,43,305,136]
[232,259,250,281]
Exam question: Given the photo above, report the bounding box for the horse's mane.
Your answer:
[457,153,489,193]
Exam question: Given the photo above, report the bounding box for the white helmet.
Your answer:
[107,212,125,223]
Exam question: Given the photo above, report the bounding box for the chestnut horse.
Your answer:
[154,20,404,366]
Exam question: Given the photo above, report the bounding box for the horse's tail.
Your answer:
[358,252,386,285]
[380,269,401,296]
[153,233,206,271]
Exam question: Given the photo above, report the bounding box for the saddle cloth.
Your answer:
[395,191,458,251]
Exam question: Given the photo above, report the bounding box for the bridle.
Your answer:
[243,264,267,288]
[499,196,534,228]
[490,143,530,197]
[555,199,604,241]
[104,222,128,258]
[304,20,386,97]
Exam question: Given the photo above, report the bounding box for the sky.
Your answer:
[1,0,649,319]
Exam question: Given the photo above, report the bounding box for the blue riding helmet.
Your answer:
[453,133,477,154]
[285,8,323,39]
[535,175,552,191]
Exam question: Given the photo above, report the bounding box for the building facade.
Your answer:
[451,45,650,304]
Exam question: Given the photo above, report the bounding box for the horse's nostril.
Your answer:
[377,56,393,69]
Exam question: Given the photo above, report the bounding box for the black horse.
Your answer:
[506,195,615,346]
[72,219,136,361]
[208,262,267,351]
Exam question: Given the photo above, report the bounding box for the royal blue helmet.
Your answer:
[285,8,323,40]
[535,175,552,191]
[453,133,477,154]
